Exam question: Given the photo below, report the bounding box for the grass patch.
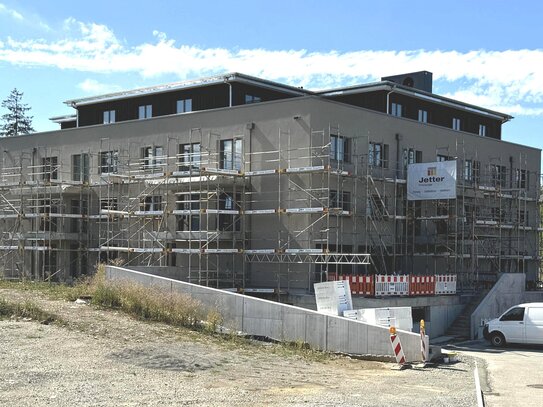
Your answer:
[89,265,212,330]
[0,278,90,302]
[0,264,331,361]
[0,297,62,325]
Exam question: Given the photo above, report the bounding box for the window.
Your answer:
[516,169,528,189]
[72,153,90,182]
[177,98,192,113]
[103,110,116,124]
[366,195,387,219]
[176,194,200,231]
[437,154,453,162]
[369,142,389,168]
[329,190,351,211]
[142,196,163,211]
[452,118,461,131]
[490,164,507,188]
[141,146,164,170]
[178,143,201,171]
[418,109,428,123]
[464,160,473,182]
[330,135,349,162]
[500,307,525,322]
[39,199,58,232]
[473,161,481,184]
[138,105,152,119]
[71,199,88,233]
[478,124,486,137]
[42,157,58,181]
[403,148,422,171]
[100,198,118,211]
[391,103,402,117]
[491,207,506,223]
[219,193,241,231]
[245,94,261,104]
[518,209,527,225]
[99,151,119,174]
[220,139,242,171]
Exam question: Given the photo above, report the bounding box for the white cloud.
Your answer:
[0,3,23,20]
[77,79,122,94]
[0,18,542,116]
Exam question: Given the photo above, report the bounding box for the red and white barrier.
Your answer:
[357,275,375,296]
[375,274,410,296]
[389,327,406,365]
[327,273,457,297]
[327,274,375,296]
[409,275,436,296]
[435,274,457,295]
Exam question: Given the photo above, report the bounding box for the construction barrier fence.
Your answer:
[327,274,457,297]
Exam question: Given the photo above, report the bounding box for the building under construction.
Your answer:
[0,71,540,293]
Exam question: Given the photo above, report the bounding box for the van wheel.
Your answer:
[490,332,506,347]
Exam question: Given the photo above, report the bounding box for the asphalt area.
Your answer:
[446,339,543,407]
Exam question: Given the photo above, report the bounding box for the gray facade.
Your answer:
[0,74,540,293]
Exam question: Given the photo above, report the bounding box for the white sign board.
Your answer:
[348,307,413,331]
[314,280,353,316]
[407,160,457,201]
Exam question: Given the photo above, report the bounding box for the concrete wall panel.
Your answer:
[106,266,425,361]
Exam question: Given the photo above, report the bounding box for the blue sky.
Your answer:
[0,0,542,154]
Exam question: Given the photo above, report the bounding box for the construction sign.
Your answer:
[407,160,457,201]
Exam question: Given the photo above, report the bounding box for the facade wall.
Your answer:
[0,96,539,291]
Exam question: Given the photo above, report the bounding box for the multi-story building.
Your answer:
[0,71,540,293]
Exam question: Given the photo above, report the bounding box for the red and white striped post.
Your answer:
[389,326,406,366]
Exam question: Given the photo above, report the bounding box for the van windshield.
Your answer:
[500,307,525,322]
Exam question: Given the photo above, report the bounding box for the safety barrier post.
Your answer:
[389,326,406,368]
[420,319,429,363]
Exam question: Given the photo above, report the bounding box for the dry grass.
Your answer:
[0,298,62,324]
[0,264,330,361]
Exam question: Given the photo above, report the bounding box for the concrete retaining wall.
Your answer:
[471,273,543,339]
[106,266,423,361]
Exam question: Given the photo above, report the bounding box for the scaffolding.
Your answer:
[0,122,540,292]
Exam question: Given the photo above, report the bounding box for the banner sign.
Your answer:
[314,280,353,316]
[407,160,457,200]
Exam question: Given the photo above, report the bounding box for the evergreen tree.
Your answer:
[1,88,35,137]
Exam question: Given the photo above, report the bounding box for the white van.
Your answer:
[483,303,543,347]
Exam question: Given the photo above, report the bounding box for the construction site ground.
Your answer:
[0,288,478,407]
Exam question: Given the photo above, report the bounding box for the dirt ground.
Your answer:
[0,288,478,406]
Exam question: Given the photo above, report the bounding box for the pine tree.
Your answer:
[1,88,35,137]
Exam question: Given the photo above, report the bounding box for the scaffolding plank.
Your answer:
[133,210,165,216]
[244,169,278,176]
[203,209,240,215]
[132,247,164,253]
[244,209,277,215]
[202,168,242,176]
[203,248,241,254]
[171,209,201,215]
[100,209,130,216]
[171,248,201,254]
[285,207,324,214]
[23,246,49,251]
[285,165,325,174]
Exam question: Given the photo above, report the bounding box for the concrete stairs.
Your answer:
[445,289,489,340]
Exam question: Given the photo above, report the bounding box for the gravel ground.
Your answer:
[0,288,479,406]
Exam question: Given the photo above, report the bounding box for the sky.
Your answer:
[0,0,542,156]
